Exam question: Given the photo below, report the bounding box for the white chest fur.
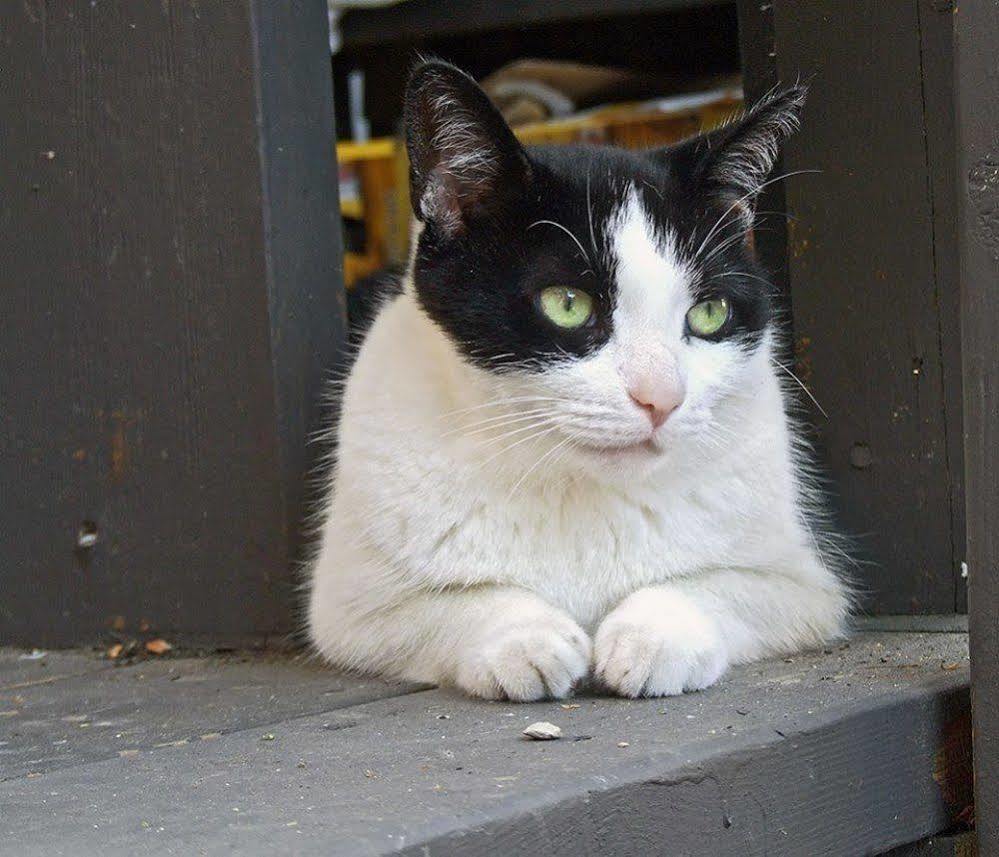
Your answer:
[324,291,809,633]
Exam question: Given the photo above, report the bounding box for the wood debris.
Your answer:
[144,638,173,655]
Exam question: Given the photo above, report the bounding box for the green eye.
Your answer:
[538,286,594,329]
[686,298,730,338]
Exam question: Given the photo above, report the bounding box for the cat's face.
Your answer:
[404,62,804,478]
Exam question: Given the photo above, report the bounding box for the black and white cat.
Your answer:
[308,60,849,700]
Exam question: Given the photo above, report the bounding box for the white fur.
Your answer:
[308,189,849,700]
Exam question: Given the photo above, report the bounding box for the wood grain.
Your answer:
[0,0,344,645]
[763,2,963,614]
[0,633,971,855]
[954,0,999,849]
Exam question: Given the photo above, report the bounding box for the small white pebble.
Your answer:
[522,721,561,741]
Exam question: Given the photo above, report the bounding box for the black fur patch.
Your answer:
[347,266,404,346]
[401,61,803,372]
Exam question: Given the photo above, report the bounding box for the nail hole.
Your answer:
[849,443,873,470]
[77,520,99,549]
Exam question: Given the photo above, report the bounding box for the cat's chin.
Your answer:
[571,437,661,460]
[562,437,668,485]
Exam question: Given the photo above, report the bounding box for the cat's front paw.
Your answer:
[594,588,728,698]
[454,614,591,701]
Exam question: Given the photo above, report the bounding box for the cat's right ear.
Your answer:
[404,60,530,235]
[651,85,806,203]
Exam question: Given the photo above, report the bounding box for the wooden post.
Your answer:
[0,1,345,646]
[738,0,965,617]
[954,0,999,850]
[736,0,790,319]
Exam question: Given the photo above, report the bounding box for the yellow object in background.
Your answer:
[336,88,742,287]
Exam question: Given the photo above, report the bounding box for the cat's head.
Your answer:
[403,60,804,479]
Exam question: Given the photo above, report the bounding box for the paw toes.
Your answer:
[595,622,728,699]
[495,665,546,702]
[457,621,591,702]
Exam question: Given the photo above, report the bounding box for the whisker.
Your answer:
[771,358,828,418]
[698,224,755,268]
[711,270,774,289]
[472,418,561,450]
[640,179,664,201]
[586,168,600,265]
[691,169,822,264]
[478,423,562,468]
[507,435,574,500]
[443,406,555,436]
[528,220,592,267]
[447,411,559,440]
[436,395,573,420]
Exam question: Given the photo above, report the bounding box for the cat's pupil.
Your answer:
[563,292,575,312]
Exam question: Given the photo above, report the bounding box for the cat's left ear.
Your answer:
[404,60,531,235]
[654,85,806,204]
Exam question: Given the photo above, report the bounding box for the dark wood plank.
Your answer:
[915,0,966,615]
[251,0,349,567]
[736,0,792,337]
[338,0,727,47]
[767,2,961,614]
[0,1,343,646]
[884,832,977,857]
[0,652,420,780]
[954,0,999,850]
[0,650,110,690]
[0,634,971,856]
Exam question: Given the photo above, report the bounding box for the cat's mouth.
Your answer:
[572,437,660,458]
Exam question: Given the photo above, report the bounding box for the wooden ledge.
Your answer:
[1,632,971,856]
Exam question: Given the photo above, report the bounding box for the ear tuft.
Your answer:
[404,60,529,233]
[706,84,807,197]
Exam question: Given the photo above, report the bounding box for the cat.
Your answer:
[307,60,850,701]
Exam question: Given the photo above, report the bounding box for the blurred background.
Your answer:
[328,0,744,286]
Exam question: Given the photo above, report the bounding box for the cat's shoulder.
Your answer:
[346,265,405,346]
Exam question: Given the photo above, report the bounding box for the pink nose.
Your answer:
[629,385,683,429]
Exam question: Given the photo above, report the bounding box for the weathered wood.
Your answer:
[736,0,792,335]
[855,614,968,634]
[0,649,108,689]
[0,0,344,646]
[915,0,966,615]
[0,651,420,779]
[338,0,726,47]
[754,2,963,614]
[954,0,999,851]
[0,634,971,855]
[884,833,978,857]
[250,0,349,561]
